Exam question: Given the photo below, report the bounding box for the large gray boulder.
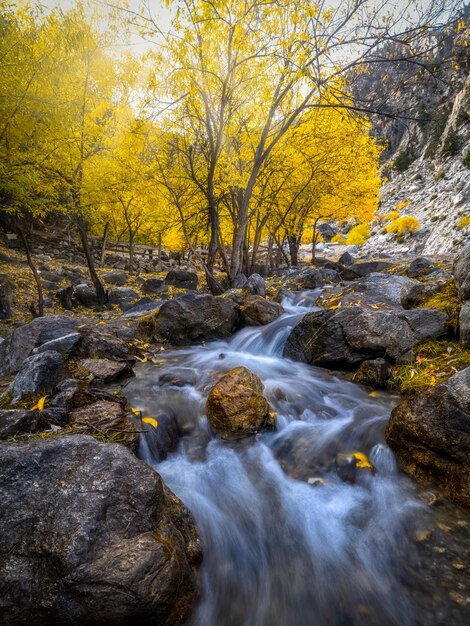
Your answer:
[103,270,128,286]
[146,294,241,344]
[240,296,284,326]
[0,316,83,377]
[0,436,201,625]
[0,410,45,439]
[11,350,66,403]
[385,368,470,506]
[243,273,266,296]
[340,272,418,308]
[283,306,448,368]
[165,270,198,290]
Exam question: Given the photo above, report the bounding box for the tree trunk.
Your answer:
[77,219,107,306]
[311,218,320,264]
[100,222,109,268]
[16,224,44,318]
[288,235,300,267]
[129,232,135,274]
[157,232,162,271]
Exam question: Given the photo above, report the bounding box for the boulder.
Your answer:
[354,358,391,388]
[0,274,15,320]
[0,435,201,624]
[400,281,439,309]
[0,409,45,439]
[103,270,128,286]
[165,270,198,290]
[51,379,80,411]
[39,270,62,284]
[78,331,129,360]
[34,332,82,357]
[0,316,83,377]
[142,278,165,295]
[142,412,181,462]
[206,366,271,439]
[243,273,266,296]
[318,268,341,284]
[385,368,470,506]
[283,306,448,368]
[11,351,66,404]
[78,358,133,383]
[454,244,470,301]
[233,273,248,288]
[340,261,394,281]
[407,257,433,278]
[317,222,337,241]
[75,284,99,307]
[341,273,418,309]
[338,251,354,267]
[287,268,323,290]
[460,302,470,349]
[146,294,240,345]
[108,288,139,310]
[69,400,138,449]
[240,296,284,326]
[120,297,161,319]
[55,285,74,309]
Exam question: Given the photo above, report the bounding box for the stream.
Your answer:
[124,291,469,626]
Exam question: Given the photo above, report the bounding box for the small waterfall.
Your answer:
[124,290,428,626]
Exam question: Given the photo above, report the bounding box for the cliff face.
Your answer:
[352,8,470,256]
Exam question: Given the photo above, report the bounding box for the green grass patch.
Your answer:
[419,280,461,334]
[389,339,470,395]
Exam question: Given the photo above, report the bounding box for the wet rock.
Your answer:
[11,351,66,404]
[335,452,375,483]
[342,273,419,308]
[146,294,240,345]
[318,268,341,284]
[0,409,45,439]
[158,369,198,387]
[385,367,470,506]
[284,306,448,368]
[401,281,439,309]
[206,366,271,439]
[354,358,391,388]
[108,287,139,310]
[240,296,284,326]
[165,269,198,290]
[34,332,82,356]
[56,285,74,309]
[407,257,433,278]
[103,270,128,286]
[143,412,181,461]
[0,316,83,377]
[69,400,138,449]
[75,283,99,307]
[243,273,266,296]
[77,358,134,383]
[78,331,129,360]
[0,435,201,625]
[142,278,165,294]
[0,274,15,319]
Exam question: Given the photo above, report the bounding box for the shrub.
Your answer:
[331,233,346,244]
[396,200,411,211]
[458,216,470,229]
[386,216,420,236]
[463,149,470,169]
[441,126,460,158]
[394,151,412,172]
[385,210,400,221]
[346,224,370,246]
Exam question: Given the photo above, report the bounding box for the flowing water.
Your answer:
[124,291,459,626]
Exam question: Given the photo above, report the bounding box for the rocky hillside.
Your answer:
[353,7,470,256]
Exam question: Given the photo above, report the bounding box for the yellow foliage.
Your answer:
[458,216,470,228]
[395,199,412,211]
[384,210,400,222]
[386,216,420,236]
[331,234,347,244]
[346,224,370,246]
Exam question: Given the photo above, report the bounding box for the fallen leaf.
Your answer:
[352,452,373,469]
[130,407,141,416]
[142,417,158,428]
[368,391,379,397]
[31,396,46,411]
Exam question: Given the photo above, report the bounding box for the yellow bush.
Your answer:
[331,233,346,244]
[346,224,370,246]
[458,216,470,229]
[383,210,400,222]
[386,216,420,236]
[395,199,412,211]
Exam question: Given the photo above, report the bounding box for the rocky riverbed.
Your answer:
[0,243,470,624]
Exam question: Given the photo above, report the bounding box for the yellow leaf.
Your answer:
[130,407,141,416]
[368,391,379,397]
[352,452,373,469]
[31,396,46,411]
[97,321,106,325]
[141,357,148,363]
[142,417,158,428]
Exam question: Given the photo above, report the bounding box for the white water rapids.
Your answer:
[125,290,428,626]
